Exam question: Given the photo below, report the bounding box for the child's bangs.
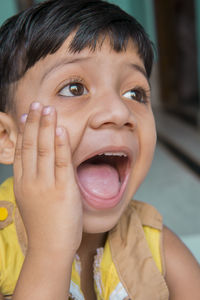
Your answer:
[68,23,132,54]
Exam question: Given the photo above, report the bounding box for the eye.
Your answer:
[123,88,148,103]
[59,82,88,97]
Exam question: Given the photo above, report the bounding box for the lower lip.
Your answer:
[77,172,130,210]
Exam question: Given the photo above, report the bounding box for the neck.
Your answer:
[77,232,107,261]
[76,232,107,299]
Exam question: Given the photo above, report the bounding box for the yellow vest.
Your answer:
[0,178,169,299]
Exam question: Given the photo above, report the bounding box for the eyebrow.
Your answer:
[41,56,150,87]
[129,63,150,87]
[41,56,93,83]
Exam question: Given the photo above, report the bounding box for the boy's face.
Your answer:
[13,37,156,233]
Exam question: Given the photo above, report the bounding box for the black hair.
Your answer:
[0,0,154,112]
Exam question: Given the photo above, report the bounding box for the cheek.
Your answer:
[139,122,156,188]
[129,104,157,163]
[126,112,156,197]
[56,111,86,153]
[139,113,157,165]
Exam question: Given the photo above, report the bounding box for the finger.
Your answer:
[21,102,42,178]
[37,106,56,181]
[55,127,73,187]
[13,114,27,181]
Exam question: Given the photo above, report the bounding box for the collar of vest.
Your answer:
[108,202,169,300]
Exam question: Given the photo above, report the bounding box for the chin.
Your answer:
[82,194,130,234]
[82,216,118,234]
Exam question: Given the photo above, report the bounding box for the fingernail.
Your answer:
[56,127,65,136]
[31,102,40,110]
[43,106,53,115]
[20,114,28,123]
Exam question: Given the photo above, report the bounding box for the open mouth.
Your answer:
[77,151,130,209]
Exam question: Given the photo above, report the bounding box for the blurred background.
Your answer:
[0,0,199,260]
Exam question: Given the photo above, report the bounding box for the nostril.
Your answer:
[124,122,135,130]
[100,121,135,130]
[89,115,136,130]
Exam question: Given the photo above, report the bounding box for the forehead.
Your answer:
[26,37,147,81]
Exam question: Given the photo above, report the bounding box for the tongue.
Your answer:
[77,163,120,199]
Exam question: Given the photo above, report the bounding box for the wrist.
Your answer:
[26,245,76,265]
[27,236,78,258]
[13,247,74,300]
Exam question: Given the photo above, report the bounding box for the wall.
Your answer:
[108,0,156,45]
[0,0,16,25]
[195,0,200,126]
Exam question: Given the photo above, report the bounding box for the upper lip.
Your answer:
[75,145,133,168]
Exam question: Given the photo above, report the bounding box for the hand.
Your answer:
[13,102,83,256]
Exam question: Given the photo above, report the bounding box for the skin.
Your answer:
[0,37,199,299]
[13,38,156,235]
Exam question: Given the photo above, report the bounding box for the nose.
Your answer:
[89,92,136,130]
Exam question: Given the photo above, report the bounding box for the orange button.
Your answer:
[0,207,8,221]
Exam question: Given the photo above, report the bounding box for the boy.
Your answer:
[0,0,199,299]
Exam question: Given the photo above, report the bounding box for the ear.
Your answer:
[0,112,17,165]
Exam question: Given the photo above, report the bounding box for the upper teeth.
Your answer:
[98,152,127,157]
